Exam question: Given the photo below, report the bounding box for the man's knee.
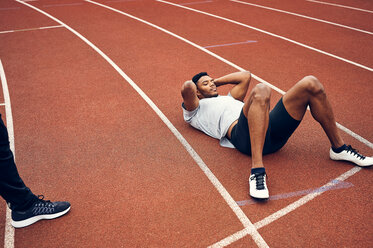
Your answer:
[300,75,325,96]
[251,83,271,105]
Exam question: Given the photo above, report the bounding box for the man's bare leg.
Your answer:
[242,83,272,168]
[283,76,372,166]
[242,83,271,199]
[282,76,344,148]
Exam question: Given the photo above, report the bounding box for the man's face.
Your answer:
[196,75,218,99]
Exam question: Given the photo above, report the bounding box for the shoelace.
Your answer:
[346,145,366,160]
[252,173,266,190]
[32,195,55,215]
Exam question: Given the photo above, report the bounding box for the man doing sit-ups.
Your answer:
[181,71,372,199]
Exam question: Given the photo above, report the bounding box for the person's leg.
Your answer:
[241,83,271,199]
[282,75,344,148]
[0,115,71,228]
[282,76,372,167]
[242,83,272,168]
[0,115,37,211]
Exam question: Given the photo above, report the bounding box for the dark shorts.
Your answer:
[230,98,301,155]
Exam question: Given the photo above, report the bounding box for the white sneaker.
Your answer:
[330,145,373,167]
[249,172,269,199]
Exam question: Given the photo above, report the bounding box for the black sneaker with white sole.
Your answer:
[11,195,71,228]
[330,144,373,167]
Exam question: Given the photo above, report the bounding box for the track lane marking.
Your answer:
[180,0,213,5]
[236,179,353,206]
[203,40,257,48]
[306,0,373,14]
[0,25,63,34]
[210,167,362,247]
[106,0,138,2]
[0,7,21,11]
[43,3,83,8]
[230,0,373,35]
[1,59,15,248]
[15,1,269,247]
[157,0,373,72]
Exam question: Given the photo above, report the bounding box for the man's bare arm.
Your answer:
[213,71,251,101]
[181,80,199,111]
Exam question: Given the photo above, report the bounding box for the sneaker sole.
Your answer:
[250,190,269,200]
[250,194,269,200]
[11,206,71,228]
[330,157,373,167]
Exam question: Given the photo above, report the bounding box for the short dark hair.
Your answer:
[192,72,208,84]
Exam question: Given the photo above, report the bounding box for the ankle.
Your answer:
[332,144,346,153]
[251,167,265,174]
[251,162,264,168]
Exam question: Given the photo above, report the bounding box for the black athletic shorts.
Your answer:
[230,98,301,155]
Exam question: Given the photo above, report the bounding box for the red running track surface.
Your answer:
[0,0,372,247]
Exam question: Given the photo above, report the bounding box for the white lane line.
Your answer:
[0,7,21,11]
[210,166,362,247]
[230,0,373,35]
[157,0,373,72]
[306,0,373,14]
[180,0,213,5]
[203,40,257,48]
[208,228,249,248]
[1,59,15,248]
[106,0,138,3]
[15,1,269,247]
[336,123,372,149]
[43,3,83,8]
[236,179,353,206]
[0,25,63,34]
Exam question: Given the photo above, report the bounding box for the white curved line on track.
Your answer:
[1,59,15,248]
[14,1,269,247]
[230,0,373,35]
[157,0,373,72]
[306,0,373,14]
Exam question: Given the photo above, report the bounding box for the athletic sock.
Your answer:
[251,167,265,175]
[332,144,347,153]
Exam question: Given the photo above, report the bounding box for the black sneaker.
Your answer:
[11,195,71,228]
